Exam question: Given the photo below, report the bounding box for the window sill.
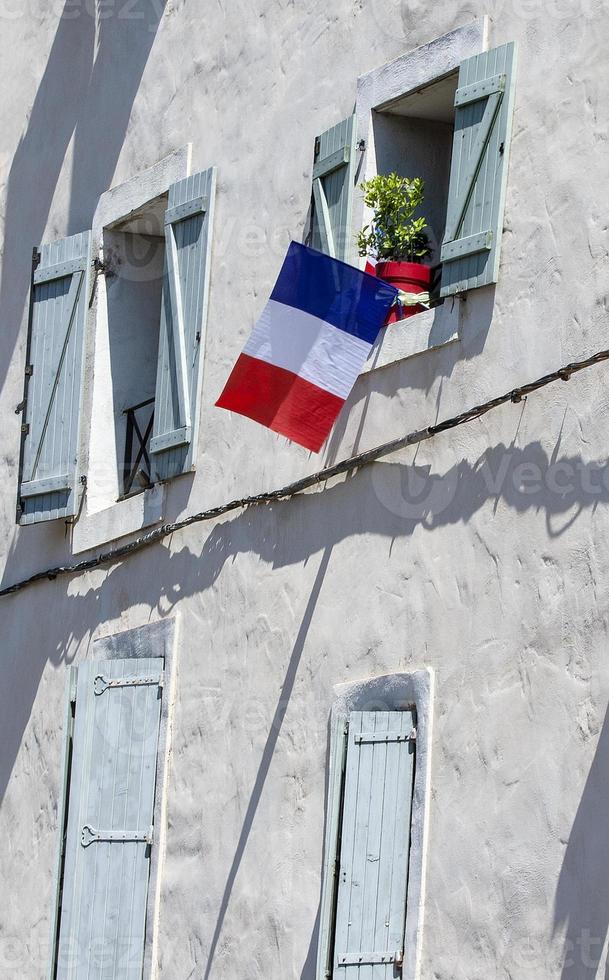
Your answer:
[71,484,165,555]
[362,297,462,373]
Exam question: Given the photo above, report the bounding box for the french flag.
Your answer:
[216,242,397,452]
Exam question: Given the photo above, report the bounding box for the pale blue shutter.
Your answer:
[440,43,517,297]
[311,116,358,263]
[150,167,216,482]
[332,711,416,978]
[18,231,91,524]
[56,658,164,979]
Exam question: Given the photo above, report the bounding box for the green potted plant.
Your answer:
[357,173,431,321]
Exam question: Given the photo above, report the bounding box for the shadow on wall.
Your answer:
[2,431,609,973]
[201,544,334,980]
[554,704,609,979]
[0,0,167,394]
[3,432,609,794]
[323,285,496,466]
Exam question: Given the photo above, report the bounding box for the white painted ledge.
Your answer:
[356,19,489,117]
[92,145,192,243]
[71,484,165,555]
[363,297,463,373]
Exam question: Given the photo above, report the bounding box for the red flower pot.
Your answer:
[376,261,432,324]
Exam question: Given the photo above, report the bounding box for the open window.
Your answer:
[16,159,217,527]
[103,196,166,497]
[358,40,517,304]
[89,166,217,509]
[371,71,457,287]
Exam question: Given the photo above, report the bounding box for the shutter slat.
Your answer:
[56,658,163,979]
[151,167,216,481]
[332,710,416,979]
[18,231,91,524]
[311,116,357,263]
[440,42,517,297]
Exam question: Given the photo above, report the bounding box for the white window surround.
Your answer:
[72,483,165,555]
[48,618,178,980]
[355,19,489,371]
[72,146,192,555]
[317,669,434,980]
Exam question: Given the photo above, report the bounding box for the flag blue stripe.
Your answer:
[270,242,397,344]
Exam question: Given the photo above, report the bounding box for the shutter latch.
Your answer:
[94,672,164,696]
[81,824,153,848]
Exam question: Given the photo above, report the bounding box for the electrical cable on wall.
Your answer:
[2,346,609,599]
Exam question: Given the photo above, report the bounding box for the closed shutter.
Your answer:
[311,116,358,263]
[150,167,216,482]
[440,42,517,297]
[56,658,164,979]
[17,231,91,525]
[332,711,416,978]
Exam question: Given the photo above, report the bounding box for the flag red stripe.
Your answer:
[216,353,344,452]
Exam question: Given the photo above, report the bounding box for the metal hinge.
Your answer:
[355,728,416,745]
[21,423,30,435]
[24,364,33,376]
[337,950,403,967]
[93,672,164,696]
[81,824,154,848]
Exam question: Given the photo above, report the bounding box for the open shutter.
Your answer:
[56,658,163,979]
[311,116,358,263]
[17,231,91,524]
[332,711,416,978]
[150,167,216,481]
[440,43,517,297]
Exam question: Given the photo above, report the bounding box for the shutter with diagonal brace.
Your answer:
[311,116,358,263]
[440,42,517,297]
[332,711,416,978]
[55,658,164,980]
[150,167,216,482]
[17,231,91,524]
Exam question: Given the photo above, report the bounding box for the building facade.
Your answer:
[1,2,608,978]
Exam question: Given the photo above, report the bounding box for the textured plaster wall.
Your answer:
[1,2,609,979]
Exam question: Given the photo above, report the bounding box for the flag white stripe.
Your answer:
[243,299,373,400]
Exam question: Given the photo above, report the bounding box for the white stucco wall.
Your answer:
[1,2,609,978]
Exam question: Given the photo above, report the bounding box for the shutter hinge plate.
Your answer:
[337,950,403,967]
[81,824,153,848]
[354,729,416,745]
[94,672,164,696]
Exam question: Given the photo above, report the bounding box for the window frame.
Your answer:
[48,618,179,980]
[353,19,488,369]
[317,669,434,980]
[71,147,192,554]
